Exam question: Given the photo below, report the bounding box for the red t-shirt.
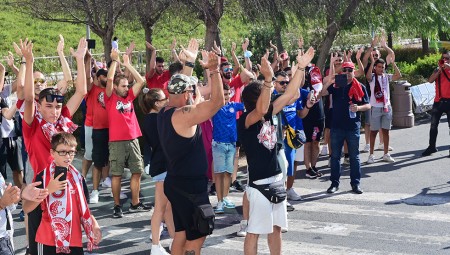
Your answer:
[145,70,171,96]
[225,74,245,119]
[22,106,72,174]
[105,89,142,142]
[90,85,109,129]
[84,84,95,127]
[16,99,39,118]
[435,69,450,102]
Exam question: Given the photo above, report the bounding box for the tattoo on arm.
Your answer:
[181,106,192,114]
[185,251,196,255]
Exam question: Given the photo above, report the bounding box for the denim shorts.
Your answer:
[152,171,167,182]
[0,236,14,255]
[212,141,236,174]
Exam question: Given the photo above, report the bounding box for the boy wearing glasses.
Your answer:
[23,133,102,255]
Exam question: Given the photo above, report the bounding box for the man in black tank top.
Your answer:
[157,43,225,255]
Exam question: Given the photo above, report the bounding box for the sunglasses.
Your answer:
[54,150,77,156]
[34,78,46,84]
[276,81,289,86]
[43,94,64,103]
[223,67,233,73]
[442,56,450,61]
[342,68,354,73]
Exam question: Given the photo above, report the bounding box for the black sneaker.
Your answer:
[129,202,152,212]
[286,202,295,212]
[311,166,323,177]
[232,180,245,192]
[209,183,216,196]
[113,205,123,218]
[422,146,437,156]
[305,168,318,179]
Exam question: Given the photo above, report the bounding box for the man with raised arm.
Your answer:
[145,42,172,95]
[157,38,225,255]
[105,49,151,218]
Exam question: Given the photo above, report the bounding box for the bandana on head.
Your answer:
[42,162,97,253]
[36,112,78,142]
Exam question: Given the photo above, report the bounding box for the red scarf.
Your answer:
[36,112,78,142]
[42,162,97,253]
[348,78,364,102]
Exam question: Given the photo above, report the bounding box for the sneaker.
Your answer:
[286,202,295,212]
[320,145,329,156]
[113,205,123,218]
[378,143,393,151]
[343,157,350,165]
[223,197,236,209]
[215,201,224,214]
[101,177,112,188]
[311,166,323,177]
[362,144,370,153]
[90,190,99,204]
[237,220,247,237]
[382,153,395,163]
[209,183,216,196]
[151,243,170,255]
[422,146,438,156]
[19,210,25,221]
[367,154,375,164]
[129,202,152,212]
[281,227,288,233]
[149,223,164,241]
[305,168,318,179]
[287,188,303,201]
[232,180,245,192]
[110,191,127,199]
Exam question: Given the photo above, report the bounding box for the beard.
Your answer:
[100,79,107,87]
[186,96,194,106]
[223,72,232,79]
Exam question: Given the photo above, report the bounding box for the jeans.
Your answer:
[0,236,14,255]
[330,128,361,187]
[428,101,450,148]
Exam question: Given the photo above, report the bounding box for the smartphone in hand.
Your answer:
[54,166,68,181]
[335,74,348,88]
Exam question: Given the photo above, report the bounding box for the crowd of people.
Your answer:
[0,31,449,255]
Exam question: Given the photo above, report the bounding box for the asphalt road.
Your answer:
[10,114,450,255]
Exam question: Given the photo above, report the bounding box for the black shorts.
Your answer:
[0,137,24,179]
[325,108,333,129]
[164,176,210,241]
[92,129,109,168]
[36,243,84,255]
[303,119,325,143]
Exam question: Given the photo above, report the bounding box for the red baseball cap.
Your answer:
[342,62,355,69]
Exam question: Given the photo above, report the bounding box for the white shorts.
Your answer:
[247,176,288,234]
[84,125,93,160]
[277,149,288,182]
[294,145,304,162]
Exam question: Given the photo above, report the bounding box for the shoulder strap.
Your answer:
[171,185,198,203]
[279,110,289,128]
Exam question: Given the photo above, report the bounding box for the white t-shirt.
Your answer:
[0,84,16,138]
[369,73,393,107]
[112,40,118,49]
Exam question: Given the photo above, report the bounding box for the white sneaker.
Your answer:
[214,201,224,214]
[367,154,375,164]
[287,188,303,201]
[362,144,370,153]
[378,143,393,151]
[281,227,288,233]
[383,153,395,163]
[237,220,247,237]
[110,191,127,199]
[101,177,112,188]
[320,145,329,156]
[89,190,99,204]
[343,157,350,165]
[151,243,170,255]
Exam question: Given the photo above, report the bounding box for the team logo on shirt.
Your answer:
[229,87,235,99]
[116,101,133,114]
[97,92,106,108]
[229,107,235,113]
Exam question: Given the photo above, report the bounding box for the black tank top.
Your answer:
[157,107,208,179]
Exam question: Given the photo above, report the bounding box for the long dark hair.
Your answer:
[139,88,164,114]
[242,81,262,113]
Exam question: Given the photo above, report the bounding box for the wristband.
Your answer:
[185,61,195,68]
[244,50,253,58]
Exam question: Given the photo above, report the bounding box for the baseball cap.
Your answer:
[168,74,196,94]
[96,69,108,78]
[342,62,355,69]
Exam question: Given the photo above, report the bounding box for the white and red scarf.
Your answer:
[372,73,390,107]
[42,162,97,253]
[36,112,78,142]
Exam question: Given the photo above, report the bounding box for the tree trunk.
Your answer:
[103,28,114,63]
[144,26,154,73]
[316,23,338,71]
[205,17,220,51]
[273,21,284,53]
[421,36,429,55]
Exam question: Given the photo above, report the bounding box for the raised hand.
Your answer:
[0,63,4,72]
[212,40,221,56]
[20,39,34,62]
[231,42,236,53]
[298,36,304,49]
[126,41,135,56]
[180,38,199,62]
[260,53,274,80]
[242,38,249,52]
[356,47,363,60]
[296,47,315,68]
[145,41,156,51]
[330,52,338,64]
[170,38,177,51]
[269,40,277,52]
[57,34,65,53]
[110,48,120,62]
[70,37,87,60]
[198,50,209,69]
[370,50,376,63]
[122,53,130,66]
[204,51,219,70]
[344,50,353,62]
[371,35,379,47]
[21,182,49,202]
[13,42,22,57]
[5,52,14,67]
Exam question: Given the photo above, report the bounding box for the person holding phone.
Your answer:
[23,133,101,255]
[322,61,370,194]
[422,50,450,157]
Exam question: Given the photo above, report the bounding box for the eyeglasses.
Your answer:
[442,56,450,60]
[342,68,354,73]
[54,150,77,156]
[276,81,289,86]
[34,78,46,84]
[43,94,64,103]
[223,67,233,73]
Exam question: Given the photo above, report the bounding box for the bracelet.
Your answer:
[306,105,311,109]
[21,61,26,64]
[263,81,273,89]
[185,61,195,68]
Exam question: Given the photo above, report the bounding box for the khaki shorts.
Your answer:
[109,139,143,176]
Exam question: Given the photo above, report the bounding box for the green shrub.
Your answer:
[396,61,416,75]
[392,47,436,63]
[401,74,428,86]
[413,53,440,78]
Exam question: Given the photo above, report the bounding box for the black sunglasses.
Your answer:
[276,81,289,86]
[442,56,450,61]
[43,94,64,103]
[342,68,354,73]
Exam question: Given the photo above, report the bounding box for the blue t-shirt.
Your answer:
[274,89,307,131]
[327,82,369,130]
[212,102,245,143]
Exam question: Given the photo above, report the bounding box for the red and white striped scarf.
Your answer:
[42,162,97,253]
[36,112,78,142]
